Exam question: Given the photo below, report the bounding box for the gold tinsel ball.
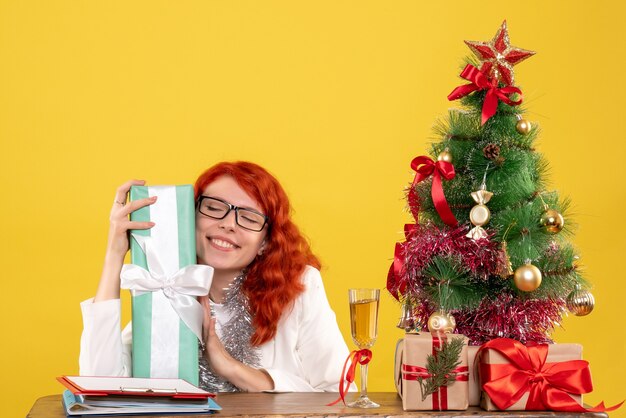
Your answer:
[540,209,565,234]
[427,310,456,335]
[513,263,542,292]
[516,118,532,135]
[566,286,595,316]
[437,150,453,163]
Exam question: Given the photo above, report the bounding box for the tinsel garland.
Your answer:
[395,223,565,345]
[413,292,565,346]
[198,275,260,392]
[402,223,503,287]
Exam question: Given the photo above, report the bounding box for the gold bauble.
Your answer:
[427,310,456,335]
[469,204,491,227]
[566,286,595,316]
[437,150,453,163]
[513,263,542,292]
[516,119,532,135]
[540,209,564,234]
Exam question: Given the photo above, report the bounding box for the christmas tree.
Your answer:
[387,21,595,345]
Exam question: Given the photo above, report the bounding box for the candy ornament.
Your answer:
[466,179,493,241]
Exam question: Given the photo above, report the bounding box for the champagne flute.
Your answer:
[347,288,380,408]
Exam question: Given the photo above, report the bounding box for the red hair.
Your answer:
[194,161,321,346]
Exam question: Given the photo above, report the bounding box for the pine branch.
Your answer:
[417,337,465,401]
[422,256,483,310]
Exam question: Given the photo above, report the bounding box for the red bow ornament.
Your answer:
[447,64,523,125]
[386,224,418,300]
[478,338,623,412]
[410,156,458,227]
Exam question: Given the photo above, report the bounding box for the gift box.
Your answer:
[395,333,469,411]
[120,185,213,385]
[479,338,588,411]
[467,345,480,406]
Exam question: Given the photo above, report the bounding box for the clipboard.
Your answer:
[57,376,215,399]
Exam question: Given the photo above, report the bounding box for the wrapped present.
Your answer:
[395,333,469,411]
[479,338,622,413]
[467,345,480,406]
[120,185,213,385]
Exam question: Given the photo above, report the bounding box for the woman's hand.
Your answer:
[94,180,156,302]
[200,296,236,377]
[106,180,157,259]
[199,296,274,392]
[204,317,237,377]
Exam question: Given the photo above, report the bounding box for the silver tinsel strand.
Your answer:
[198,275,260,392]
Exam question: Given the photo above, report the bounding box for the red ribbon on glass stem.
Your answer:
[447,64,523,125]
[478,338,623,412]
[410,156,458,227]
[327,349,372,406]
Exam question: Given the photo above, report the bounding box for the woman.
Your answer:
[79,161,350,392]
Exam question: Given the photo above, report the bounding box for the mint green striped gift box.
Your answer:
[121,185,213,385]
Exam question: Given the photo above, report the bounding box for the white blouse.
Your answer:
[79,266,351,392]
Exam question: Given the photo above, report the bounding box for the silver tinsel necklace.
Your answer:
[198,274,261,392]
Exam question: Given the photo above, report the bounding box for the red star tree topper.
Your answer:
[464,20,535,86]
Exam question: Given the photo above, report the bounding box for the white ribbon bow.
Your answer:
[120,234,213,342]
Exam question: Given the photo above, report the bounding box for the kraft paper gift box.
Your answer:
[395,333,469,411]
[120,185,213,386]
[479,338,585,411]
[467,345,480,406]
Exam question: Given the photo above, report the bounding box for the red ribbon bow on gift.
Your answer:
[447,64,523,125]
[327,349,372,406]
[410,156,458,227]
[478,338,623,412]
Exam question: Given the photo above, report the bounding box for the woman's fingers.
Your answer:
[113,179,146,206]
[126,220,156,230]
[199,296,211,342]
[209,317,217,338]
[105,180,154,258]
[120,196,158,217]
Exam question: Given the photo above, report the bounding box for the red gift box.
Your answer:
[478,338,622,413]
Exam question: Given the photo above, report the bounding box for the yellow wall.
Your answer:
[1,1,624,416]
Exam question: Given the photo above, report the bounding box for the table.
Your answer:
[27,392,609,418]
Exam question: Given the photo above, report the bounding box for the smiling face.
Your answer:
[195,175,268,279]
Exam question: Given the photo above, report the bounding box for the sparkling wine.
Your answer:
[349,298,379,348]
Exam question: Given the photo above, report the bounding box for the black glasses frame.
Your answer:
[196,195,269,232]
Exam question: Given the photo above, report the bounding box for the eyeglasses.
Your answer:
[196,196,269,232]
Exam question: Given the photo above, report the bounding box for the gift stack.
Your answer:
[389,21,621,414]
[120,185,213,386]
[395,333,622,412]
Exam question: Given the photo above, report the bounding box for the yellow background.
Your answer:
[1,1,624,416]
